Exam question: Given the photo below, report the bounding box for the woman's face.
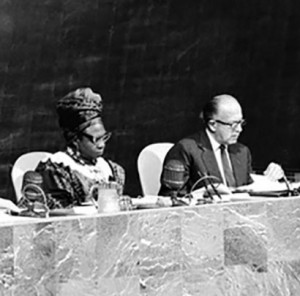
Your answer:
[76,120,110,160]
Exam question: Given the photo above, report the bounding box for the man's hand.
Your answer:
[263,162,285,181]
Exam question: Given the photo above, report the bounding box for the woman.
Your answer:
[19,87,125,209]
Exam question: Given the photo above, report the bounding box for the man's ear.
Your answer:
[207,120,216,132]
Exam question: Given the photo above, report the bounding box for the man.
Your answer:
[159,94,283,197]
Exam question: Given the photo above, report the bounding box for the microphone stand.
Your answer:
[162,159,190,206]
[282,174,295,197]
[204,173,223,200]
[198,154,223,200]
[188,172,222,202]
[169,177,192,206]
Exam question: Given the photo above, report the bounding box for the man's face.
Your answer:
[209,100,244,145]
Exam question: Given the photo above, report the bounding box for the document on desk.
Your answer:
[132,196,172,209]
[0,197,22,213]
[234,174,295,196]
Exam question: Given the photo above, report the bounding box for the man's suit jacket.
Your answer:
[159,130,253,196]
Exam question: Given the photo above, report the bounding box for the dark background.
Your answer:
[1,0,300,202]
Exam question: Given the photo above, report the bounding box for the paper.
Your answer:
[73,206,98,215]
[229,192,266,202]
[132,196,172,209]
[235,174,288,192]
[0,197,22,213]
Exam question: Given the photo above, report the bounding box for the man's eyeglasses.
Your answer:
[80,131,112,145]
[215,119,246,130]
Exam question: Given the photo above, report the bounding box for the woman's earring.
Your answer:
[72,139,80,152]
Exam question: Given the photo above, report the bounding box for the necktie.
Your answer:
[220,144,236,187]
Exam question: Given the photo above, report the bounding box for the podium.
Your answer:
[0,193,299,295]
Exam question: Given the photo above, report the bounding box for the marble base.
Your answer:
[0,197,300,295]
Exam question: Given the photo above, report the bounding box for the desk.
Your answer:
[0,196,300,295]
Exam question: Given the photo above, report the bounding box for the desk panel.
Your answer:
[0,197,299,295]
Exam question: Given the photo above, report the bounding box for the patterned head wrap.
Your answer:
[56,88,103,143]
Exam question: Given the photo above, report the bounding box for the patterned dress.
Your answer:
[18,147,125,209]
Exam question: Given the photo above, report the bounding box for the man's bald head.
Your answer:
[200,94,242,125]
[200,94,244,145]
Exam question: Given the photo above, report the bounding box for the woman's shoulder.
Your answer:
[105,158,124,172]
[49,151,73,164]
[37,151,76,170]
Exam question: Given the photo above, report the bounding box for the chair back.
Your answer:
[137,143,174,196]
[11,151,52,201]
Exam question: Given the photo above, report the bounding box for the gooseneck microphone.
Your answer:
[20,171,49,217]
[162,159,186,195]
[22,171,45,202]
[162,158,223,205]
[162,159,190,205]
[195,172,222,200]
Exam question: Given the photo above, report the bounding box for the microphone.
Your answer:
[162,159,186,194]
[281,174,298,197]
[22,171,44,202]
[20,171,49,217]
[274,164,296,197]
[162,159,189,205]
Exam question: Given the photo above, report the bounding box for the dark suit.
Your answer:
[159,130,253,196]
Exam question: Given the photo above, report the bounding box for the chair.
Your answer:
[137,143,174,196]
[11,151,52,201]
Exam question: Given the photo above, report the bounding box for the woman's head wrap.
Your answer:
[56,87,103,143]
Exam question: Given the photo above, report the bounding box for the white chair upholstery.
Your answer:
[137,143,174,196]
[11,151,52,201]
